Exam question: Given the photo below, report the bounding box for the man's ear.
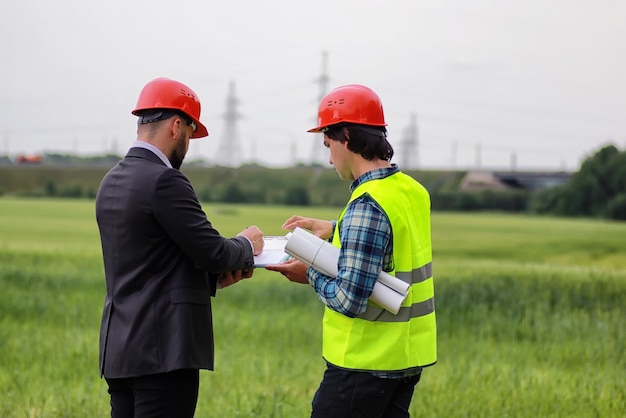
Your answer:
[342,127,350,143]
[169,117,182,139]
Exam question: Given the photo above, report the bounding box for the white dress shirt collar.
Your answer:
[131,140,172,168]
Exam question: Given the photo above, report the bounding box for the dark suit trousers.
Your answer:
[106,369,199,418]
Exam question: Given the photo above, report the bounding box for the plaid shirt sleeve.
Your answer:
[307,194,392,317]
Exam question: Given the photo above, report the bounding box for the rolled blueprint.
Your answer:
[284,227,409,314]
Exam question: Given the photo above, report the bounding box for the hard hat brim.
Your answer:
[191,122,209,138]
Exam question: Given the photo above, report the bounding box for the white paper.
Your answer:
[377,271,410,295]
[284,227,408,314]
[369,281,406,314]
[253,236,290,267]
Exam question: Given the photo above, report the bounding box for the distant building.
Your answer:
[15,154,43,164]
[460,171,571,192]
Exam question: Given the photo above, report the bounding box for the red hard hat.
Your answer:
[132,77,209,138]
[308,84,387,133]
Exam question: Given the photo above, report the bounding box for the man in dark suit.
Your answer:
[95,77,264,417]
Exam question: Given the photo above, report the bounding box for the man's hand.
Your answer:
[282,216,333,240]
[237,225,264,255]
[218,268,254,289]
[265,258,309,284]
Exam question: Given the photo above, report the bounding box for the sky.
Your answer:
[1,0,625,171]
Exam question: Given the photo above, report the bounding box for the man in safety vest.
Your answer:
[266,84,437,418]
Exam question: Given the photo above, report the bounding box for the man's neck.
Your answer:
[352,158,392,180]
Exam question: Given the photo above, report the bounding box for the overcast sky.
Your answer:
[1,0,625,171]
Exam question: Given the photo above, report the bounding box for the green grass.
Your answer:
[0,197,624,417]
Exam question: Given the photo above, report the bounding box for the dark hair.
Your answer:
[137,109,192,126]
[324,123,394,161]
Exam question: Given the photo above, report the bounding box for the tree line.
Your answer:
[0,144,624,221]
[430,144,625,221]
[531,144,626,220]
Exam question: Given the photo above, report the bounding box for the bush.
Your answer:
[220,183,247,203]
[480,190,529,211]
[58,185,84,198]
[431,191,530,212]
[529,186,564,214]
[605,193,626,220]
[45,181,56,196]
[558,145,625,218]
[284,187,310,206]
[216,182,267,204]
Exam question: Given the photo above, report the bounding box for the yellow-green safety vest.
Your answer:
[323,171,437,371]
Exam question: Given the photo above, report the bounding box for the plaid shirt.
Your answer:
[307,165,422,379]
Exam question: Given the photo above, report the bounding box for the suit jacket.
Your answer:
[95,147,254,378]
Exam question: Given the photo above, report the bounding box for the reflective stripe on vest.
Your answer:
[395,262,433,285]
[359,294,435,322]
[358,262,434,322]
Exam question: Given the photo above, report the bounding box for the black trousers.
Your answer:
[105,369,199,418]
[311,364,421,418]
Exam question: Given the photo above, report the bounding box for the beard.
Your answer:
[169,130,188,170]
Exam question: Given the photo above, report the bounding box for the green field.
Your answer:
[0,197,624,417]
